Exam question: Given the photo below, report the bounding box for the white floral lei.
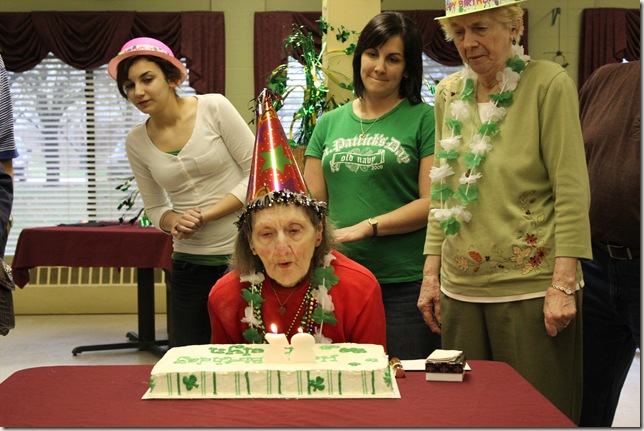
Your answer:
[430,44,531,235]
[240,252,338,344]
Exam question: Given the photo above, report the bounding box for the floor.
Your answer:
[0,314,640,427]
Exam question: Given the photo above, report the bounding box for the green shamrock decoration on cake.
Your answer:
[182,374,199,391]
[308,376,326,392]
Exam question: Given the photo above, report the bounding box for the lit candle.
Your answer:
[263,323,289,363]
[290,327,316,363]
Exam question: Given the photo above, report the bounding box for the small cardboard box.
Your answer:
[425,350,466,382]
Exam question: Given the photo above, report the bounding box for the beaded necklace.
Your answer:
[251,282,316,339]
[241,252,339,344]
[430,44,530,236]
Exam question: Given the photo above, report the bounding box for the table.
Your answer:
[11,223,173,356]
[0,361,575,427]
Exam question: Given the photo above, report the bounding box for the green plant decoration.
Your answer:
[265,18,439,150]
[266,19,356,149]
[116,176,151,226]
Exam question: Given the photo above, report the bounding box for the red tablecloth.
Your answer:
[10,223,175,354]
[12,223,173,288]
[0,361,575,427]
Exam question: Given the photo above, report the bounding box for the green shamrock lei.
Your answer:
[241,253,339,344]
[430,44,531,235]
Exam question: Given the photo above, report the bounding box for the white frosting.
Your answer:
[143,343,400,399]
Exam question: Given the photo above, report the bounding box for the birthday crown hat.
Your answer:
[245,89,308,203]
[236,89,327,229]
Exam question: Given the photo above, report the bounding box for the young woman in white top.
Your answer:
[108,37,255,346]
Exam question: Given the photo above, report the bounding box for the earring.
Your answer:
[512,38,517,45]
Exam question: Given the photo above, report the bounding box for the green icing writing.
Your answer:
[339,347,367,354]
[182,374,199,391]
[318,344,340,351]
[207,345,264,356]
[316,354,339,363]
[349,362,361,367]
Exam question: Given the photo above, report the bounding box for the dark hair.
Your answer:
[115,55,184,99]
[352,11,424,105]
[233,204,336,277]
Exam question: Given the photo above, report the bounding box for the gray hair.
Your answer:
[440,5,525,42]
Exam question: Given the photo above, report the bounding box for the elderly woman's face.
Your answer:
[449,10,517,79]
[250,205,323,288]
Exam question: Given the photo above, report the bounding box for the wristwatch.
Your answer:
[367,218,378,237]
[549,284,574,295]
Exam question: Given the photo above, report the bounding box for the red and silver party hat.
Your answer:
[236,89,327,230]
[245,89,308,203]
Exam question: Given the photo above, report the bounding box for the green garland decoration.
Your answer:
[265,19,355,149]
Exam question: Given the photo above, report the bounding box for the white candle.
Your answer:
[263,323,289,363]
[290,328,316,363]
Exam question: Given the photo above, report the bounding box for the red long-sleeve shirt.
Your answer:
[208,250,387,351]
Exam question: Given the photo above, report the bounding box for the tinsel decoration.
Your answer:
[266,19,355,149]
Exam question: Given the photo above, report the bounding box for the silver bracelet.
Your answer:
[549,283,574,295]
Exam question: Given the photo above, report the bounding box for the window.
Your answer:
[6,55,195,256]
[421,54,462,105]
[276,54,461,132]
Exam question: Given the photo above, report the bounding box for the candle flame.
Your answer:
[270,323,278,333]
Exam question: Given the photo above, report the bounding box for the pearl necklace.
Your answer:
[430,44,530,236]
